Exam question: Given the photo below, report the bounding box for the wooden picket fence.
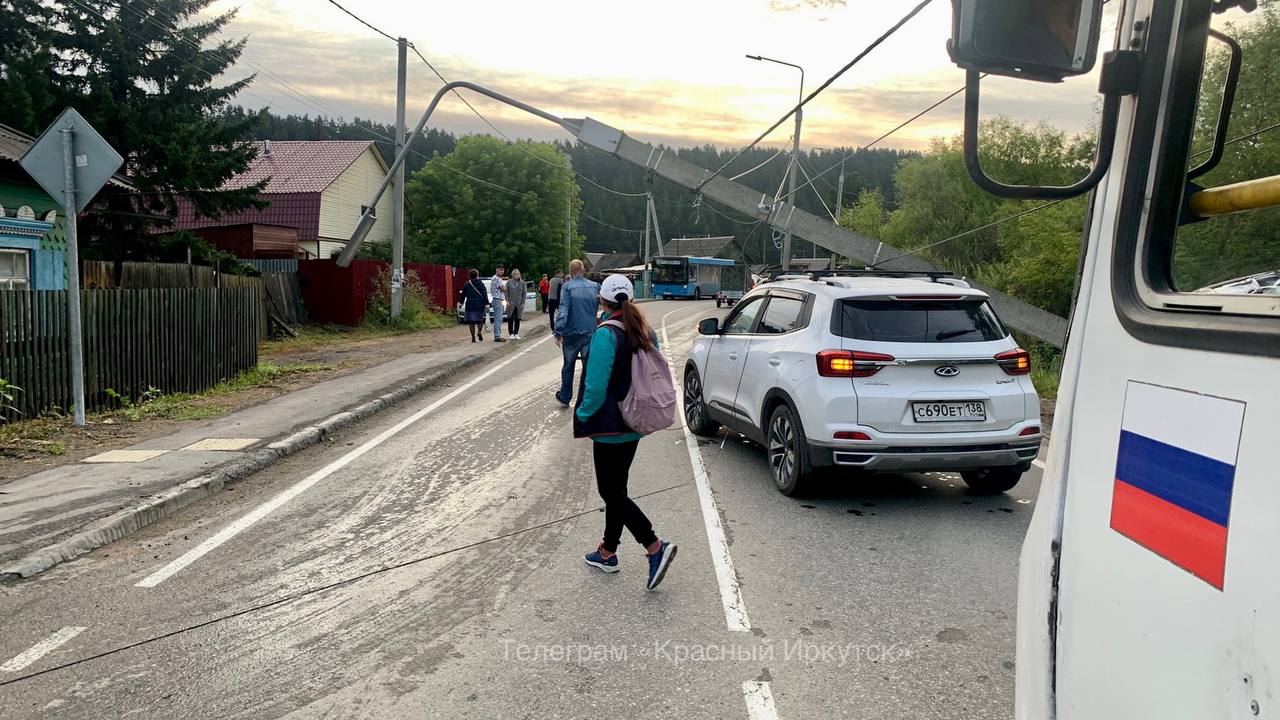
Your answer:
[0,288,259,420]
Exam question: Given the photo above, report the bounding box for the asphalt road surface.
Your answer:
[0,299,1043,719]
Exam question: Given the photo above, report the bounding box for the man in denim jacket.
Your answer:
[553,259,601,406]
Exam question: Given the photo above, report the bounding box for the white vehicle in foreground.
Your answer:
[682,271,1042,496]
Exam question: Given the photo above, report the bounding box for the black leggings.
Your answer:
[508,313,521,336]
[469,322,483,340]
[593,440,657,553]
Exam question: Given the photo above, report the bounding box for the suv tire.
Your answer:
[961,466,1025,494]
[767,404,811,496]
[683,367,721,437]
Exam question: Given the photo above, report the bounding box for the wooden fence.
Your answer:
[0,288,260,420]
[81,261,308,337]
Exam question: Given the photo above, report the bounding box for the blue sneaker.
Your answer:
[646,541,678,591]
[585,546,619,573]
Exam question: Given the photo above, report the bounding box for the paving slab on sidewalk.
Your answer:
[0,337,512,567]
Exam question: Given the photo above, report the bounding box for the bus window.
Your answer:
[1171,9,1280,298]
[653,259,688,285]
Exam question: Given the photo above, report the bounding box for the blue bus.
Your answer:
[651,255,736,299]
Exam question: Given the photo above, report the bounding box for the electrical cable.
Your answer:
[695,0,935,193]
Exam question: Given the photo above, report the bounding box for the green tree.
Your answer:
[978,196,1087,317]
[405,136,584,274]
[1,1,265,260]
[1174,0,1280,290]
[838,188,888,238]
[0,0,60,131]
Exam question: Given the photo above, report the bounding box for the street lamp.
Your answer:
[747,54,805,268]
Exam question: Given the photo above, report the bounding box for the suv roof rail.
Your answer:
[766,268,959,283]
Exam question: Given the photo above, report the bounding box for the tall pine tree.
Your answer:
[1,0,265,259]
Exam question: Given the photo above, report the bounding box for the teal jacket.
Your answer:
[575,315,659,444]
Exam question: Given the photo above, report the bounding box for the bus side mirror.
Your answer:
[948,0,1103,83]
[947,0,1140,200]
[698,318,721,335]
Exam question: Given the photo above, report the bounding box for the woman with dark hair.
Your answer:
[574,274,677,591]
[459,268,490,342]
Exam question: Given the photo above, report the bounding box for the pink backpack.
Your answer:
[602,320,677,434]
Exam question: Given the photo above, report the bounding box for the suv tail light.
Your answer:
[817,350,896,378]
[996,348,1031,376]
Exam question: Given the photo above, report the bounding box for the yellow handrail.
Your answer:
[1189,175,1280,218]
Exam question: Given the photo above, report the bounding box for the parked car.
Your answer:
[682,272,1041,496]
[456,288,539,324]
[714,289,743,308]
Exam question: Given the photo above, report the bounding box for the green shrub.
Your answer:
[364,266,449,332]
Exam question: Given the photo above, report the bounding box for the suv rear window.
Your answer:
[834,298,1007,343]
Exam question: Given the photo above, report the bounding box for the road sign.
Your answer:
[19,107,123,214]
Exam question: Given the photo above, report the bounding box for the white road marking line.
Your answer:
[1033,459,1046,470]
[136,335,555,588]
[742,681,781,719]
[1,626,86,673]
[661,308,752,633]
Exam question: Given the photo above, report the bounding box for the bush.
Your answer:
[364,266,449,332]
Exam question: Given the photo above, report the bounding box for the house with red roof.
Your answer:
[173,140,393,259]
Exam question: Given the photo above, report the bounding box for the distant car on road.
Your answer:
[682,271,1041,496]
[714,289,743,308]
[456,288,539,324]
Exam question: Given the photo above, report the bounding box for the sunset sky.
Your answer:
[206,0,1245,152]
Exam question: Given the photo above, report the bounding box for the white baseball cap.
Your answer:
[599,274,635,303]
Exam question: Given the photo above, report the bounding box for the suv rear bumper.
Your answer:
[808,439,1041,472]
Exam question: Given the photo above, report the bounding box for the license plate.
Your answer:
[912,401,986,423]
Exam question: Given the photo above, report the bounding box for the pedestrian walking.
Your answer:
[459,269,489,343]
[506,269,527,340]
[553,260,599,406]
[539,274,550,314]
[489,264,508,343]
[576,274,677,590]
[547,270,564,328]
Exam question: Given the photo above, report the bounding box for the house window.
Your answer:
[0,248,31,290]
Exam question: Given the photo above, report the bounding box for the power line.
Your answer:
[582,212,645,234]
[696,0,935,193]
[777,78,976,207]
[324,0,397,43]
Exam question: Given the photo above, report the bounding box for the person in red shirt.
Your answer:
[538,274,551,314]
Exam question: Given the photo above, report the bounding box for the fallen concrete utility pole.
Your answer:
[341,81,1067,348]
[564,117,1067,348]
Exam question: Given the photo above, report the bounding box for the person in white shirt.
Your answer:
[489,264,507,343]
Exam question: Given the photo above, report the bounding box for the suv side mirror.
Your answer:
[698,318,721,335]
[948,0,1103,83]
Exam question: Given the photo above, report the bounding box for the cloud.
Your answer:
[219,7,1103,153]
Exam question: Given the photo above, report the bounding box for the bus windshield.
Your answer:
[652,258,688,284]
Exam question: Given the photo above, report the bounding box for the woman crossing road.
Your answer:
[574,274,677,591]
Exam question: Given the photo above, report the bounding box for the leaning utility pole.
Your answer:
[641,191,652,296]
[390,37,408,317]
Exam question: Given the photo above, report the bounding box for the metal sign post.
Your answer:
[20,108,124,426]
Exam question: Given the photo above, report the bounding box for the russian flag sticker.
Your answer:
[1110,382,1245,590]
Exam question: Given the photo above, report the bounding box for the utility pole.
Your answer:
[564,155,573,266]
[746,54,804,270]
[390,37,407,318]
[642,191,652,297]
[783,107,800,268]
[833,155,846,269]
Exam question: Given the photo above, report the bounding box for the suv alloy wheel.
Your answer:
[767,404,811,496]
[683,367,721,437]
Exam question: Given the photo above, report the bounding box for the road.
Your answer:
[0,299,1042,719]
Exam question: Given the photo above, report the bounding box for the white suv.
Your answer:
[682,272,1042,495]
